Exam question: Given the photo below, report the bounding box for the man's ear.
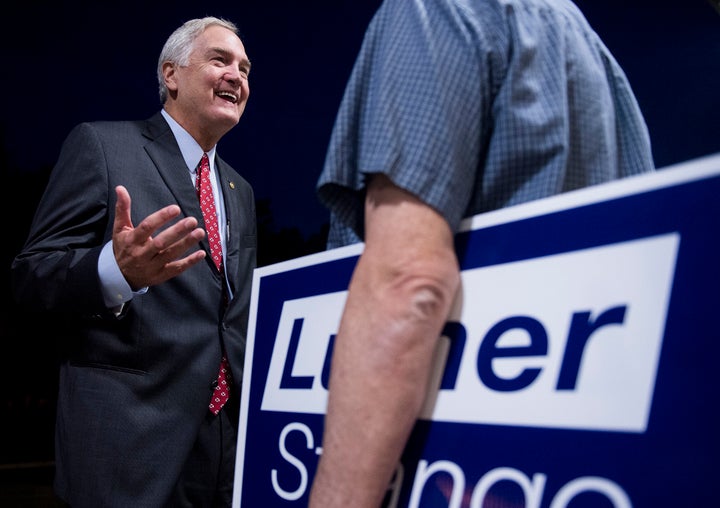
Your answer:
[162,61,178,93]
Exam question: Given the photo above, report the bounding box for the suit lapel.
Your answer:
[216,158,241,292]
[141,113,212,260]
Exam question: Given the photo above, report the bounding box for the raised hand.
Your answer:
[112,185,207,289]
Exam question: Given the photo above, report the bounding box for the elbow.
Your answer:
[391,257,461,333]
[406,274,459,325]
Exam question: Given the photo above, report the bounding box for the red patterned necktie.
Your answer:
[197,153,223,273]
[197,152,231,415]
[209,356,231,416]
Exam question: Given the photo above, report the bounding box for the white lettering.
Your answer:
[409,460,466,508]
[271,423,314,501]
[550,476,632,508]
[470,467,546,508]
[405,461,632,508]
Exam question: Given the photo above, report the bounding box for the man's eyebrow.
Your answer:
[207,47,231,58]
[207,47,251,71]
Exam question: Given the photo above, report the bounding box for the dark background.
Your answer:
[1,0,718,502]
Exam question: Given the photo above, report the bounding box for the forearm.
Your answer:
[310,174,460,507]
[311,251,459,506]
[311,292,441,505]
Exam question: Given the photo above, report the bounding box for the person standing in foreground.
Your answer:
[309,0,654,506]
[11,17,255,508]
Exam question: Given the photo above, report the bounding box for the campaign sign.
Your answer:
[233,153,720,507]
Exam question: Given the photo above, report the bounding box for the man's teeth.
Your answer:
[216,91,238,103]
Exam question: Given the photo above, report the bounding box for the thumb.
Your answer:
[114,185,133,233]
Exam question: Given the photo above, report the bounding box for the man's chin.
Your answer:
[216,109,241,128]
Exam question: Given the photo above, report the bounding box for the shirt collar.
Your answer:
[161,109,217,174]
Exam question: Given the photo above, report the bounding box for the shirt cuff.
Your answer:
[98,241,148,309]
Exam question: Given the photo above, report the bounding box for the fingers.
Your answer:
[112,185,210,288]
[113,185,133,234]
[151,215,203,251]
[151,224,206,266]
[143,234,209,287]
[163,249,208,277]
[133,203,184,243]
[114,185,191,244]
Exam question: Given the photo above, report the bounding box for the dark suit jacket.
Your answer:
[11,112,256,507]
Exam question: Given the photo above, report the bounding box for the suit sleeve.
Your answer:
[11,122,113,316]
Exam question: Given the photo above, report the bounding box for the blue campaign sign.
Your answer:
[233,153,720,508]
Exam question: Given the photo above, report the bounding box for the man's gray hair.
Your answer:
[157,17,239,103]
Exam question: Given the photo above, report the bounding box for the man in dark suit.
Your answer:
[11,17,255,508]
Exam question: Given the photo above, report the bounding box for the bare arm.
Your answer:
[309,174,461,507]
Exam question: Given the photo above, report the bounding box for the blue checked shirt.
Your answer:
[317,0,654,248]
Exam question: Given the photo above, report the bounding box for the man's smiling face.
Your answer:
[164,24,251,149]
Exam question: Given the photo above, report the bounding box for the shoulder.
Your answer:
[67,112,166,140]
[65,119,148,143]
